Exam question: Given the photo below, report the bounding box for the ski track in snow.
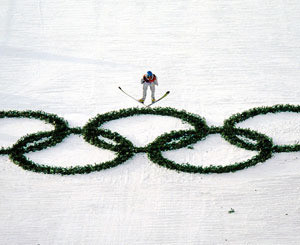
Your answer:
[1,0,300,244]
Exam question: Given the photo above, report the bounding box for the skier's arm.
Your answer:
[154,76,158,85]
[141,75,146,84]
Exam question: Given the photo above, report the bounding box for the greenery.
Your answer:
[0,104,299,175]
[223,104,300,153]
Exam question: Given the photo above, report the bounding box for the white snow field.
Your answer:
[1,0,300,244]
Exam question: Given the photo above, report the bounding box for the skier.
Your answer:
[139,71,158,103]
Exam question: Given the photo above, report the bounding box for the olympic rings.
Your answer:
[0,105,298,175]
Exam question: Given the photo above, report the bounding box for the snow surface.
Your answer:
[1,0,300,244]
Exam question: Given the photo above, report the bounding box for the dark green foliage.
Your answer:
[223,104,300,153]
[0,104,299,175]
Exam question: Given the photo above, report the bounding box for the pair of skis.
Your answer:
[118,87,170,107]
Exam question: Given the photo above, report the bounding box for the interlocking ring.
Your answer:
[148,127,273,174]
[82,107,209,153]
[223,104,300,153]
[0,110,69,155]
[0,105,298,175]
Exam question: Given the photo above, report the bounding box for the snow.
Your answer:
[1,0,300,244]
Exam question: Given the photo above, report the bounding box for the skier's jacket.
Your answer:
[141,74,158,85]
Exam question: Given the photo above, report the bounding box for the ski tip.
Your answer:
[166,91,170,94]
[118,86,121,89]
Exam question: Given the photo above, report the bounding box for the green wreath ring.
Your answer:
[223,104,300,153]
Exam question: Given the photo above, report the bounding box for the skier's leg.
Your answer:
[142,82,149,100]
[150,83,155,101]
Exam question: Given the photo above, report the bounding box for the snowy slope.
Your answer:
[1,0,300,244]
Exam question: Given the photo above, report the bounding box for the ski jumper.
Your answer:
[141,74,158,101]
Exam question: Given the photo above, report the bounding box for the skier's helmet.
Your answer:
[147,71,153,78]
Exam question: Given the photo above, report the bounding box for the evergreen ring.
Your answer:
[223,104,300,153]
[147,127,273,174]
